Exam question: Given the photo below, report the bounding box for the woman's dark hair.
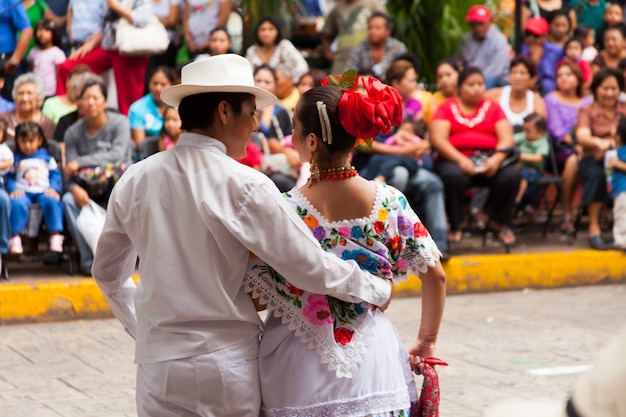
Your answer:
[617,117,626,145]
[35,19,62,48]
[298,68,327,88]
[14,121,49,156]
[254,16,283,46]
[436,58,462,75]
[210,25,232,40]
[385,59,415,86]
[590,67,625,99]
[253,64,278,82]
[562,37,584,59]
[296,86,355,156]
[457,66,484,88]
[573,23,593,39]
[522,112,546,132]
[148,65,177,85]
[159,106,178,138]
[605,24,625,39]
[80,78,108,100]
[547,9,571,29]
[178,92,253,131]
[0,119,7,144]
[368,11,393,30]
[556,59,584,97]
[510,54,537,78]
[393,52,421,75]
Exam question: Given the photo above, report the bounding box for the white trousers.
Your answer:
[614,192,626,249]
[136,336,261,417]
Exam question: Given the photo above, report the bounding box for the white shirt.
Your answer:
[92,132,391,364]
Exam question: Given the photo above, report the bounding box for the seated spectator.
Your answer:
[394,53,434,121]
[575,67,626,250]
[193,26,233,62]
[129,66,176,158]
[27,19,66,99]
[560,36,592,88]
[544,60,592,235]
[359,60,426,184]
[609,117,626,250]
[0,73,55,143]
[591,26,626,74]
[296,68,326,96]
[460,4,510,89]
[345,12,407,80]
[62,78,133,275]
[429,58,462,122]
[252,64,296,192]
[430,67,521,250]
[245,16,309,84]
[158,105,180,152]
[574,24,598,63]
[0,120,12,272]
[522,16,550,69]
[275,67,300,112]
[485,54,546,132]
[6,121,64,255]
[42,64,92,124]
[53,72,103,165]
[513,113,550,216]
[594,0,625,51]
[320,0,387,74]
[537,11,571,94]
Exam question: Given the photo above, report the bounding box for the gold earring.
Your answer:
[308,152,319,187]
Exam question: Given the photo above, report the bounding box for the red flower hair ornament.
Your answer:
[321,70,403,142]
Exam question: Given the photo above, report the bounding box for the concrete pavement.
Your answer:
[0,284,624,417]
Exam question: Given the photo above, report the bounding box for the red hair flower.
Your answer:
[322,70,403,140]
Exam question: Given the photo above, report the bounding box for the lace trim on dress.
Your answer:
[262,388,410,417]
[244,271,375,379]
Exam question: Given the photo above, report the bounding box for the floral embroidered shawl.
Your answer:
[244,183,441,378]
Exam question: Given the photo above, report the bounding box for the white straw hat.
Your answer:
[161,54,276,109]
[484,326,626,417]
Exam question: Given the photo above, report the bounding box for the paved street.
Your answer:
[0,284,624,417]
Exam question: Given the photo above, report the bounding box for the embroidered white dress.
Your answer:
[245,183,441,417]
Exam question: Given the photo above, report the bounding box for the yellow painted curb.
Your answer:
[1,250,625,323]
[395,250,626,296]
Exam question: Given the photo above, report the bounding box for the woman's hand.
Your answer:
[65,160,80,178]
[44,189,60,200]
[458,156,476,176]
[408,341,436,374]
[9,189,25,199]
[481,154,502,178]
[72,185,91,208]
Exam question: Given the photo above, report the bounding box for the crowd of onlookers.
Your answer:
[0,0,625,276]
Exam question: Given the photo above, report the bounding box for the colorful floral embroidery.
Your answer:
[243,183,441,378]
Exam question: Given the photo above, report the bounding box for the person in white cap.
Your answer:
[485,325,626,417]
[91,53,393,417]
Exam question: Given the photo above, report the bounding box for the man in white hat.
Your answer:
[91,54,393,416]
[485,326,626,417]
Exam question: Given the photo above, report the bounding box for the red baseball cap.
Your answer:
[465,5,492,23]
[525,16,549,35]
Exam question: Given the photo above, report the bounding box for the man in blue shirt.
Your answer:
[0,0,33,101]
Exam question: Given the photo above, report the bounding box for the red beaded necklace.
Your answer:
[308,165,358,186]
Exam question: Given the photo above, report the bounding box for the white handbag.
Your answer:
[76,200,107,253]
[115,14,169,56]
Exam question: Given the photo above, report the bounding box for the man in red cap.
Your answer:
[521,16,549,69]
[460,4,511,89]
